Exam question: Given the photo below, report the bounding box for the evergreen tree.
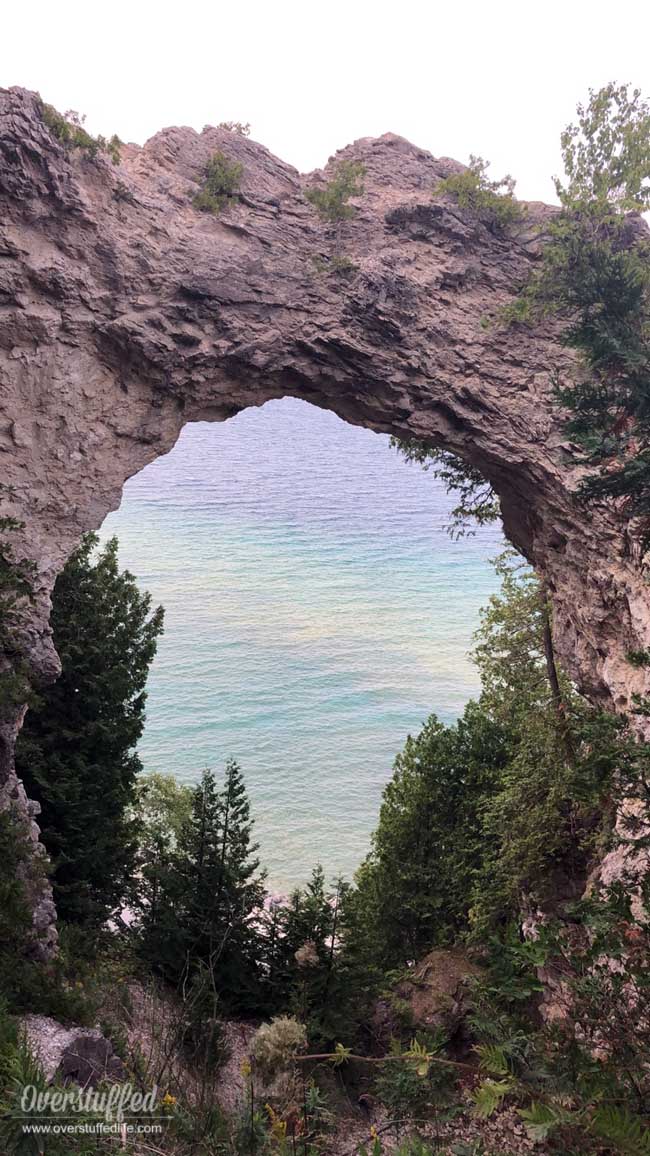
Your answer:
[341,556,628,981]
[139,761,267,1014]
[469,555,622,934]
[130,772,194,956]
[257,869,326,1017]
[15,533,163,926]
[258,865,351,1042]
[509,83,650,540]
[348,703,510,973]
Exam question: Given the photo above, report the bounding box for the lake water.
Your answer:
[100,397,503,889]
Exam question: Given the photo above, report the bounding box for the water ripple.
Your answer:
[100,398,503,888]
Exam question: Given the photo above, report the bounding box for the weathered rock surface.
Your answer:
[373,948,484,1041]
[21,1014,126,1084]
[1,85,650,950]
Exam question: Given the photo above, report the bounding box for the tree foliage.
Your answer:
[16,533,163,925]
[348,703,509,971]
[138,761,267,1013]
[555,82,650,210]
[509,83,650,542]
[261,867,352,1041]
[0,505,35,718]
[343,555,630,972]
[390,439,500,538]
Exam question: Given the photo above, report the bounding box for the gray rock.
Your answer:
[21,1015,126,1085]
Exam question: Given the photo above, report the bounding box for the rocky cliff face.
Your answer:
[1,86,649,953]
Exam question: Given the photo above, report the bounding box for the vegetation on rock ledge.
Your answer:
[39,101,122,163]
[306,159,366,223]
[434,155,524,234]
[505,83,650,545]
[193,150,244,213]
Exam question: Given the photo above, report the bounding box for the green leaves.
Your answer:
[590,1106,650,1155]
[470,1077,514,1118]
[404,1037,435,1078]
[193,150,243,214]
[306,160,365,223]
[332,1042,351,1066]
[556,83,650,210]
[470,1041,517,1119]
[518,1101,573,1143]
[474,1042,510,1077]
[40,102,121,164]
[434,155,523,234]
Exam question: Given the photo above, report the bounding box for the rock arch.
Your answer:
[1,86,649,950]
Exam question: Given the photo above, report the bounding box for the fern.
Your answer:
[518,1101,574,1143]
[590,1105,650,1155]
[470,1077,514,1118]
[475,1042,510,1076]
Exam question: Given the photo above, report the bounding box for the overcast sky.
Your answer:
[3,0,650,203]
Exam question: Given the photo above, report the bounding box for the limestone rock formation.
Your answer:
[1,86,650,952]
[373,947,484,1041]
[21,1014,126,1084]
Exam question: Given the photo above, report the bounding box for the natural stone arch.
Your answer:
[1,86,649,950]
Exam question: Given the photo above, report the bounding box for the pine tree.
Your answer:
[348,704,510,972]
[15,533,163,926]
[340,557,628,982]
[139,762,267,1014]
[130,772,194,965]
[511,84,650,540]
[256,866,353,1041]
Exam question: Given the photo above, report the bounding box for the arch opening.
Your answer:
[99,396,503,888]
[2,86,650,954]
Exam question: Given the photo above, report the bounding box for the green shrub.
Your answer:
[435,156,523,233]
[39,102,121,164]
[374,1035,455,1124]
[306,160,365,223]
[193,150,243,213]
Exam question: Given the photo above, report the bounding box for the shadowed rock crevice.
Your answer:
[1,85,649,951]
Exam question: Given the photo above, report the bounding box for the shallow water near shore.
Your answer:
[100,397,503,889]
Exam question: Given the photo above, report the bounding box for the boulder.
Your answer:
[374,947,484,1041]
[21,1014,126,1085]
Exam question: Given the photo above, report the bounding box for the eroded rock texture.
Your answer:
[1,86,649,951]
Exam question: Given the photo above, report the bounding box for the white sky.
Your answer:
[3,0,650,202]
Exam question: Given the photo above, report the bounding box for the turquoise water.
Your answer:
[100,398,503,889]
